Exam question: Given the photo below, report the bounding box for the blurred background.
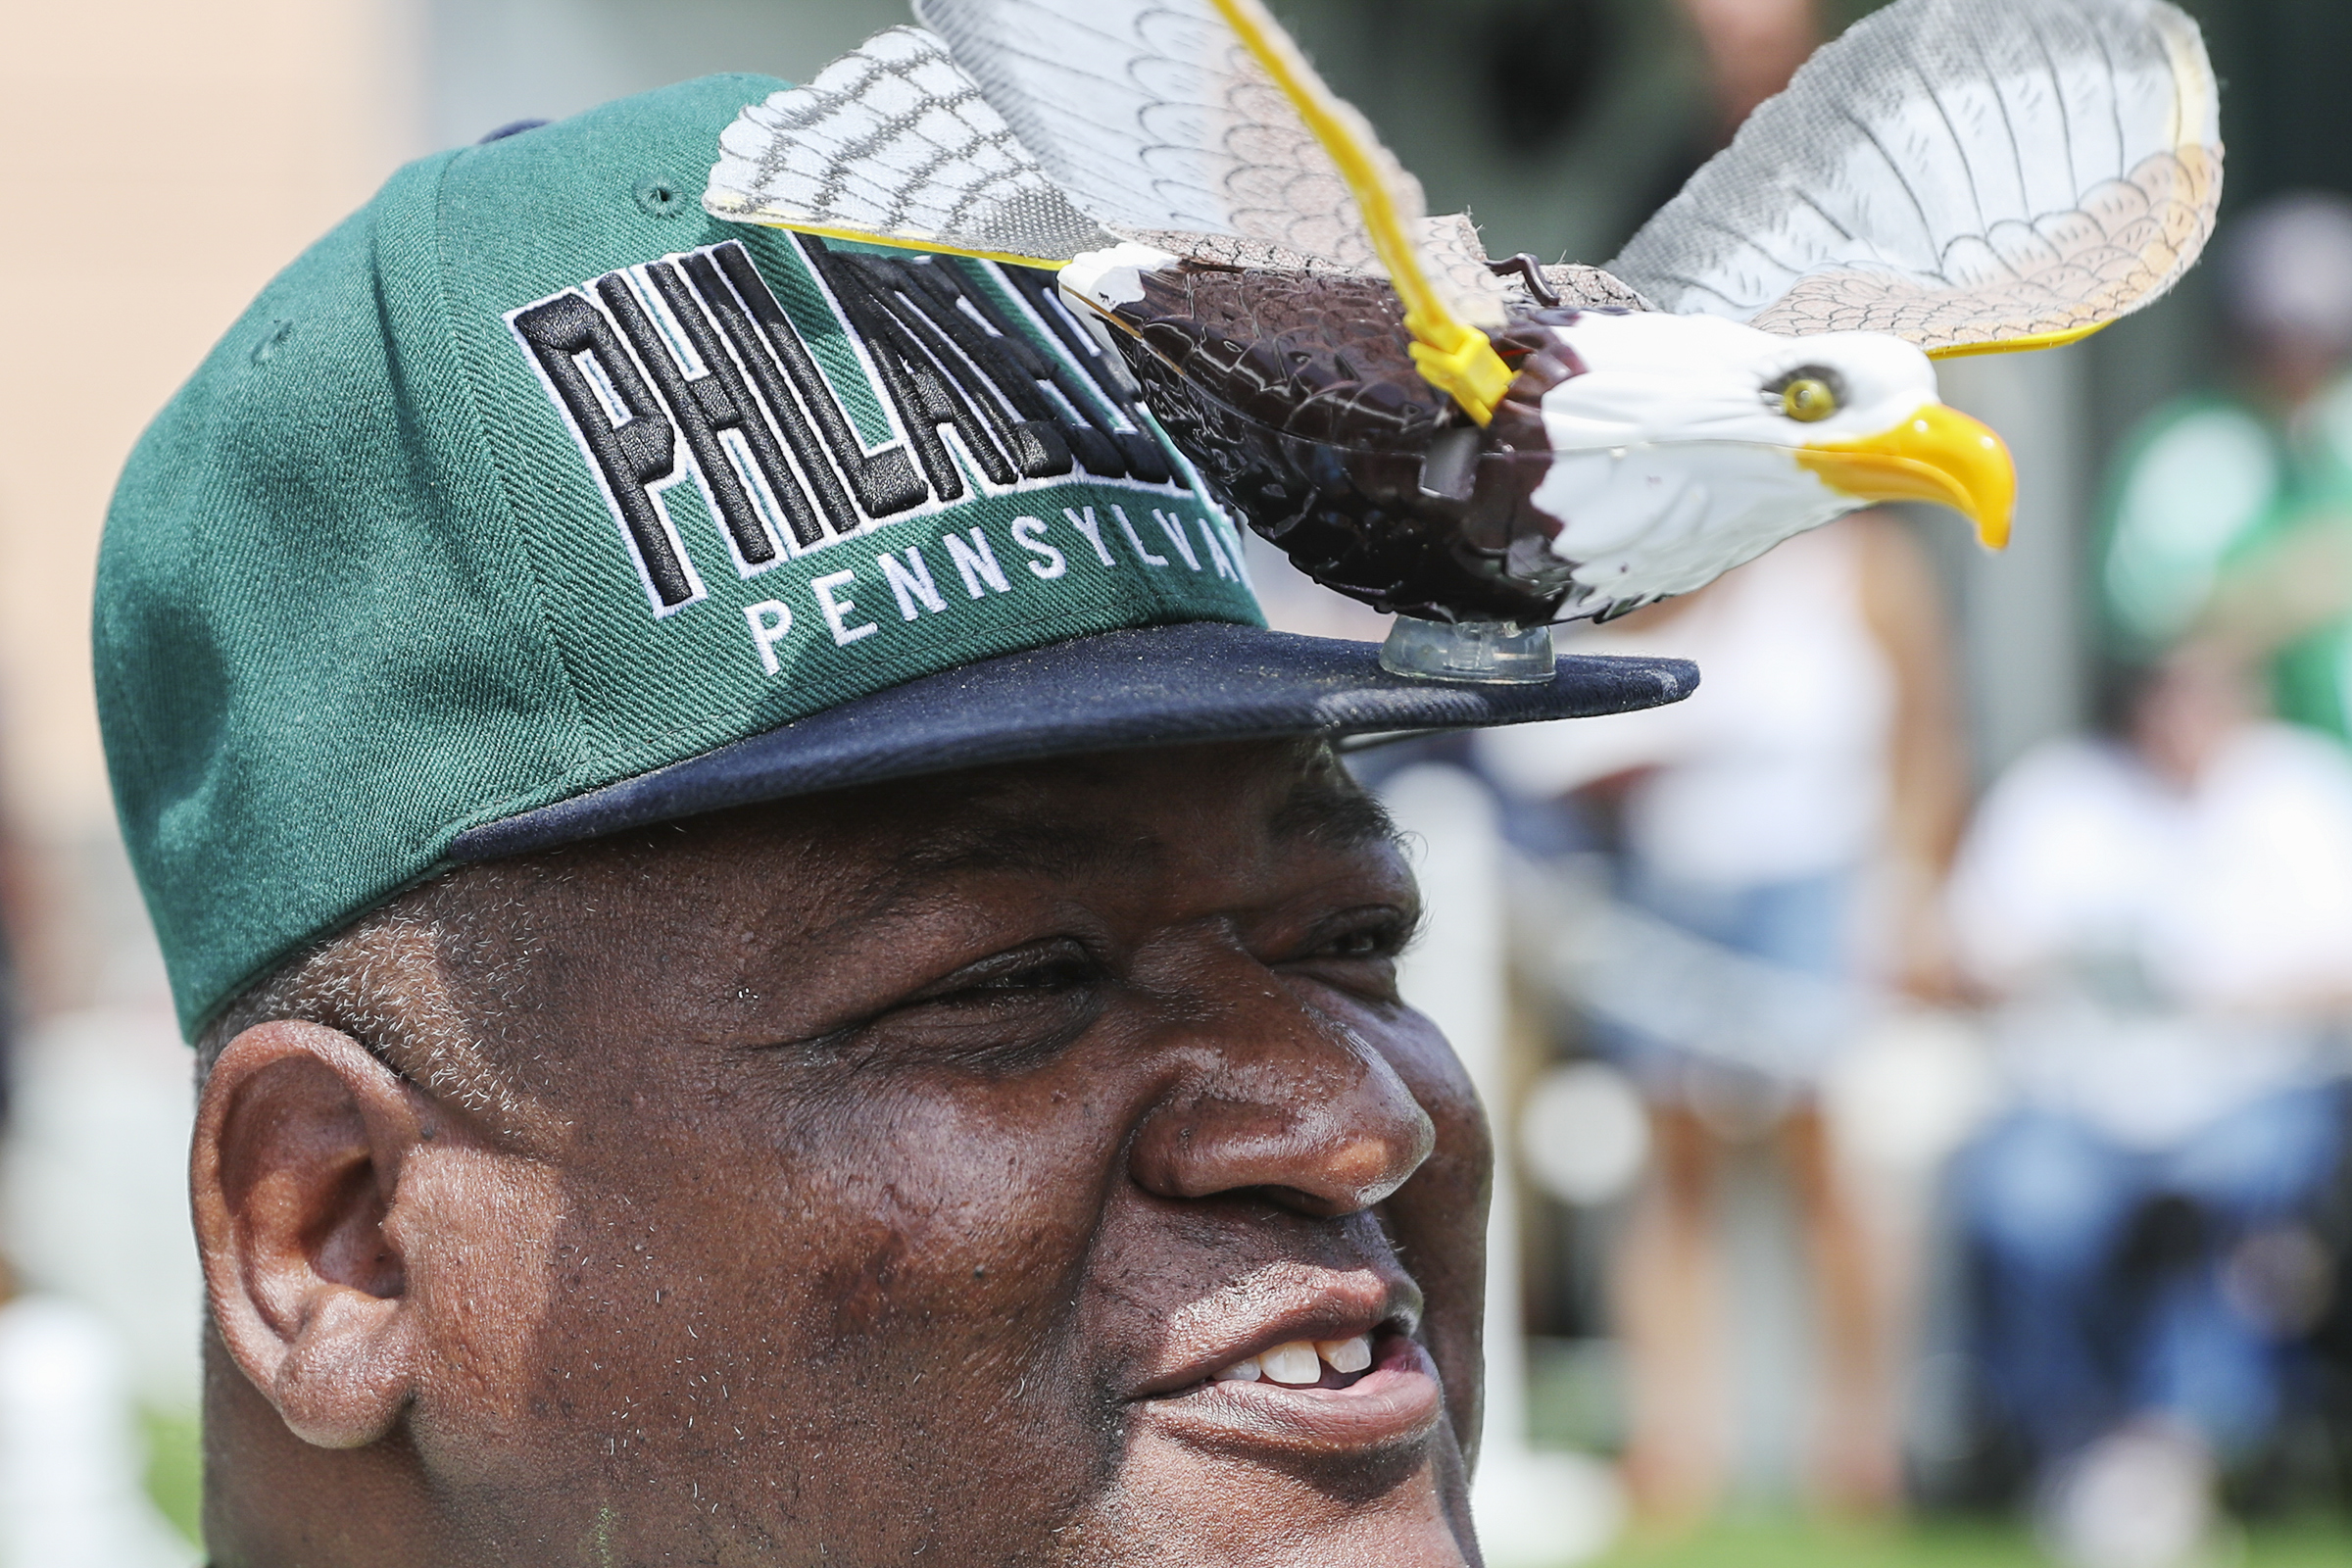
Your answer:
[9,0,2352,1564]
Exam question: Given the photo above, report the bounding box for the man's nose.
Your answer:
[1127,976,1439,1219]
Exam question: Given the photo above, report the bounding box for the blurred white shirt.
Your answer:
[1950,724,2352,1010]
[1479,524,1892,887]
[1948,723,2352,1145]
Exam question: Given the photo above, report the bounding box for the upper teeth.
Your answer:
[1213,1335,1374,1387]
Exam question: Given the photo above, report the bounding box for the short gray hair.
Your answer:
[191,862,539,1129]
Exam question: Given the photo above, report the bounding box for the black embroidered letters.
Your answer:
[512,237,1183,615]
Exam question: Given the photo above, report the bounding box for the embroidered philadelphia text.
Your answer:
[510,236,1185,613]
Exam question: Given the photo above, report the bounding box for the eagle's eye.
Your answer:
[1772,372,1841,423]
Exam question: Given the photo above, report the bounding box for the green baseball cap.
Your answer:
[94,74,1694,1038]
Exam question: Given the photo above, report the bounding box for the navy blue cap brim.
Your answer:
[450,622,1695,861]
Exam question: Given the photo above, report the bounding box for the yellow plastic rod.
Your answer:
[1207,0,1516,424]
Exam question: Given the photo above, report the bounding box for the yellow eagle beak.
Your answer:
[1796,405,2016,550]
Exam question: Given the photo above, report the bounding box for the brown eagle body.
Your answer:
[1097,264,1628,624]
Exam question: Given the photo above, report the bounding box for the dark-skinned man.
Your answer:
[96,79,1692,1565]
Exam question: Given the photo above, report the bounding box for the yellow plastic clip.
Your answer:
[1208,0,1516,426]
[1406,319,1517,426]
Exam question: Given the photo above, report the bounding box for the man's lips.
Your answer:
[1136,1330,1445,1455]
[1127,1270,1443,1456]
[1130,1269,1418,1397]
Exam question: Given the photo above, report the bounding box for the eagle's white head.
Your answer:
[1524,311,2014,613]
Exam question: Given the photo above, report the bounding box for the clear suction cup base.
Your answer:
[1379,616,1556,684]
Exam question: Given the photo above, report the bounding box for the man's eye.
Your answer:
[915,941,1106,1009]
[1274,912,1410,1005]
[848,942,1111,1075]
[1298,912,1408,964]
[1322,928,1391,959]
[957,956,1098,996]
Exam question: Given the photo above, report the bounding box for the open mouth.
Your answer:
[1206,1330,1381,1392]
[1137,1324,1444,1455]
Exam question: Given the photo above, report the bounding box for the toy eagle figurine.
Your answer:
[703,0,2219,671]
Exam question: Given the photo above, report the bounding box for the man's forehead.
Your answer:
[737,740,1380,867]
[875,744,1397,879]
[533,740,1394,910]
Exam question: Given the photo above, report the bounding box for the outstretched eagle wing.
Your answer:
[908,0,1388,270]
[918,0,1516,417]
[704,27,1121,267]
[707,1,1435,274]
[705,0,1518,422]
[1606,0,2221,357]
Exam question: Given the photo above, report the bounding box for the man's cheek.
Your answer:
[790,1161,1104,1362]
[520,1071,1140,1483]
[690,1095,1120,1391]
[399,1150,568,1442]
[666,1154,1123,1543]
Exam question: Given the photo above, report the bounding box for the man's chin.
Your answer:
[1080,1452,1476,1566]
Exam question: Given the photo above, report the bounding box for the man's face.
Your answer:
[268,741,1489,1564]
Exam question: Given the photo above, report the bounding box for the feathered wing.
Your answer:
[1606,0,2222,357]
[910,0,1388,270]
[705,27,1119,265]
[706,2,1406,271]
[708,0,1515,417]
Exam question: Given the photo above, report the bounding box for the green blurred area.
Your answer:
[1594,1516,2352,1568]
[142,1406,202,1548]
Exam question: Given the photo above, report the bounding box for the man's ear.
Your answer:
[192,1019,440,1449]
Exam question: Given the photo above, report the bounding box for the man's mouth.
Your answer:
[1134,1318,1445,1456]
[1210,1332,1377,1390]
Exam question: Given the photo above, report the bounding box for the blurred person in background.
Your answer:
[1480,510,1970,1528]
[1677,0,1818,142]
[1632,0,1822,216]
[1944,648,2352,1568]
[2102,194,2352,743]
[1477,0,1975,1530]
